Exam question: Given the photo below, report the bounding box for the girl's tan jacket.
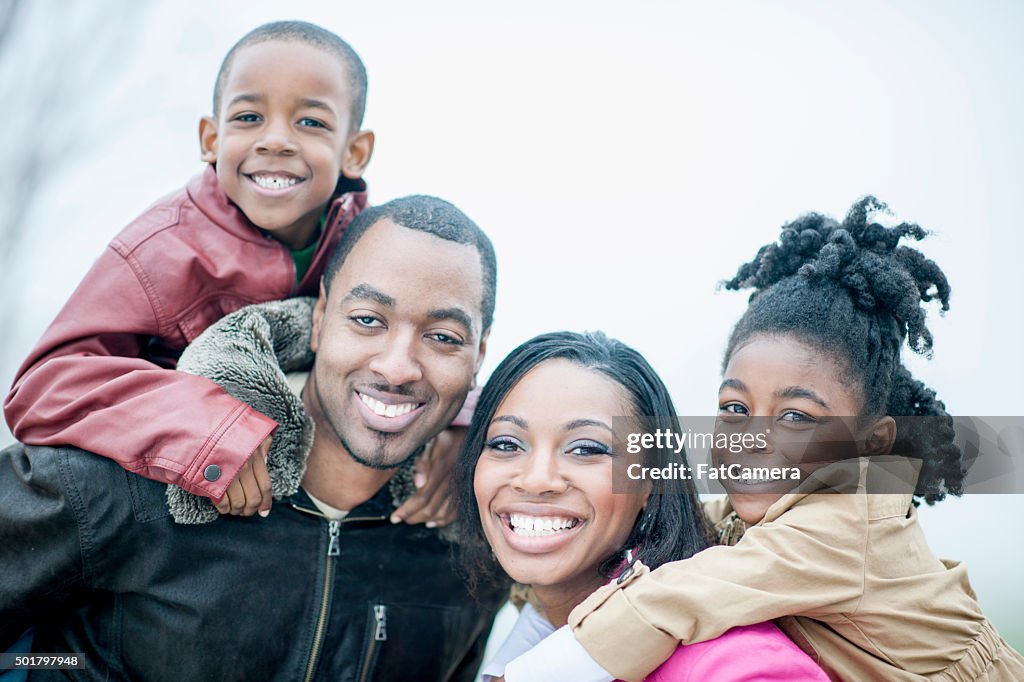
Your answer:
[569,462,1024,681]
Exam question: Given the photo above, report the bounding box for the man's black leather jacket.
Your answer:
[0,443,501,681]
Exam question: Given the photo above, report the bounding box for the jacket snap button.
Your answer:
[204,464,222,481]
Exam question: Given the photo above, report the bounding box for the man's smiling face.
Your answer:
[308,218,488,469]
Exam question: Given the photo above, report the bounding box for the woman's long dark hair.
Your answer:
[455,330,714,594]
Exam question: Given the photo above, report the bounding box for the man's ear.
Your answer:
[473,328,490,379]
[311,279,328,353]
[861,416,896,456]
[199,116,219,164]
[340,129,374,179]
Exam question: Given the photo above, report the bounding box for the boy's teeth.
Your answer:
[508,513,580,537]
[252,174,300,190]
[358,393,419,418]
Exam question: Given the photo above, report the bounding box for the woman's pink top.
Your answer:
[626,621,829,682]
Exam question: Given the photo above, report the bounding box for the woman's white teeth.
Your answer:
[252,174,299,189]
[359,393,418,418]
[509,514,579,537]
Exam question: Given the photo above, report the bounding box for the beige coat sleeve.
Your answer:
[568,494,869,682]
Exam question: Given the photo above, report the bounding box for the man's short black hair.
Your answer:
[324,195,497,332]
[213,20,367,129]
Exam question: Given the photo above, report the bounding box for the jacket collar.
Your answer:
[289,482,395,523]
[713,456,919,530]
[167,297,317,523]
[165,297,415,524]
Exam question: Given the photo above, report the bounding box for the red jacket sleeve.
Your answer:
[4,245,277,500]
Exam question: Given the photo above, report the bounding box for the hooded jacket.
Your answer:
[4,166,368,501]
[0,298,501,681]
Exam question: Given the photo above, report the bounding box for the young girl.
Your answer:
[503,198,1024,681]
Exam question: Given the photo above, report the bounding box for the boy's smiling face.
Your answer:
[200,40,373,250]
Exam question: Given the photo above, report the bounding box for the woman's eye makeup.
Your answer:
[483,435,612,457]
[567,439,612,457]
[484,436,523,453]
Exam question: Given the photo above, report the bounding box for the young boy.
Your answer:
[4,21,456,522]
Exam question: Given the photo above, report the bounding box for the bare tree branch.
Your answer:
[0,1,145,272]
[0,0,20,50]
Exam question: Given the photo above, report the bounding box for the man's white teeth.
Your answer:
[359,393,418,418]
[252,174,300,190]
[509,514,579,537]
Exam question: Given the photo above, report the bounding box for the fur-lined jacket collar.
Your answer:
[167,297,416,524]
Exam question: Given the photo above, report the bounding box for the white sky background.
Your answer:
[2,0,1022,647]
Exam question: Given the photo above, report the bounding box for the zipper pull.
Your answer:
[327,520,340,556]
[373,604,387,641]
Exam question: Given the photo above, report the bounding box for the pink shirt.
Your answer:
[637,621,828,682]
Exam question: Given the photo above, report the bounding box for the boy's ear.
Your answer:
[862,416,896,456]
[199,116,219,164]
[311,279,328,354]
[340,129,374,179]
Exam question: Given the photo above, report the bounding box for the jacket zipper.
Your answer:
[291,503,387,682]
[358,604,388,682]
[303,519,340,682]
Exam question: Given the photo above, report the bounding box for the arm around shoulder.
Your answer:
[4,245,276,499]
[569,495,867,681]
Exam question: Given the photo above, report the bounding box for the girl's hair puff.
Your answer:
[722,197,963,504]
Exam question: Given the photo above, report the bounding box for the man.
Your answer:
[0,195,503,681]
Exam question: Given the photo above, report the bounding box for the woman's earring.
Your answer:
[637,508,653,535]
[617,548,637,584]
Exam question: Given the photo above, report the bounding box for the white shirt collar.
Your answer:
[478,603,554,681]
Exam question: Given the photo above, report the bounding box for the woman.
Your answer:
[455,331,828,681]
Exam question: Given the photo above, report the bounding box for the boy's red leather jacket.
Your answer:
[4,165,368,500]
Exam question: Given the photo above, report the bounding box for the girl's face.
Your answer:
[474,359,647,607]
[715,333,871,524]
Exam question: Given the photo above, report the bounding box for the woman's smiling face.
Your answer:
[474,359,647,602]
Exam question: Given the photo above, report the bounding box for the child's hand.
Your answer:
[390,426,465,527]
[214,435,273,517]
